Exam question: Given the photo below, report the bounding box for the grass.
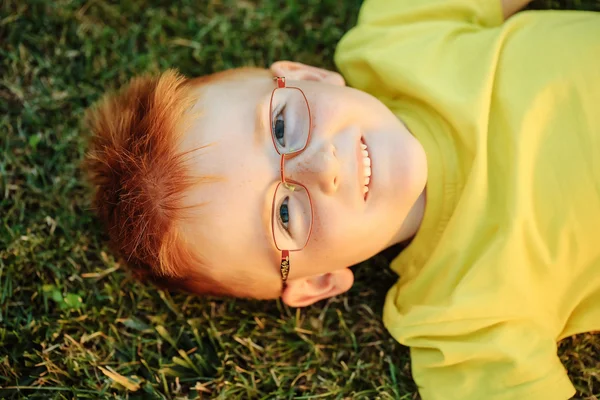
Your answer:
[1,0,599,399]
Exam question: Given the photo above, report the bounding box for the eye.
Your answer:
[273,107,286,147]
[278,197,291,234]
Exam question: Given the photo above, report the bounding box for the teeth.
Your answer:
[360,138,372,199]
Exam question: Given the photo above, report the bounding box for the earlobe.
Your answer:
[281,268,354,307]
[270,61,346,87]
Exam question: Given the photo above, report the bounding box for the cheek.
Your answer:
[302,221,372,271]
[307,207,369,252]
[307,91,354,129]
[310,202,400,255]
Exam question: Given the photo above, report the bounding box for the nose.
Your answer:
[284,143,339,195]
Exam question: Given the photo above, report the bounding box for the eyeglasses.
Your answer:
[269,76,314,284]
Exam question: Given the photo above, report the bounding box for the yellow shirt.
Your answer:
[335,1,600,399]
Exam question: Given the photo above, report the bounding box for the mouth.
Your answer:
[359,136,372,201]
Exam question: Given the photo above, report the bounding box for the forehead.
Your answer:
[177,77,279,267]
[182,77,273,176]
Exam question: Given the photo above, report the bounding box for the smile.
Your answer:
[360,136,372,201]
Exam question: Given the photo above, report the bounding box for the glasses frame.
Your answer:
[269,76,315,283]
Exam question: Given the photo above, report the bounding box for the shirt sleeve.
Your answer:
[351,0,503,28]
[334,0,504,134]
[384,307,576,400]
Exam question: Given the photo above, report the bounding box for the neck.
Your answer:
[388,187,427,247]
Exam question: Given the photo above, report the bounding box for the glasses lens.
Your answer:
[270,88,310,155]
[272,182,312,251]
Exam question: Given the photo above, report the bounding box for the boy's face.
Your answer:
[179,62,427,304]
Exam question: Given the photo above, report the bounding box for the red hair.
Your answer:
[84,68,280,298]
[85,69,197,279]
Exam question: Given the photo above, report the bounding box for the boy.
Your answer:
[85,0,600,398]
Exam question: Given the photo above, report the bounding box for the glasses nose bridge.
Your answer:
[280,144,338,191]
[279,153,287,183]
[278,150,303,184]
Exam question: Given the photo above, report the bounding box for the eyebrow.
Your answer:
[256,93,275,250]
[263,183,274,252]
[254,93,270,147]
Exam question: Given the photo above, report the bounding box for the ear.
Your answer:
[281,268,354,307]
[270,61,346,86]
